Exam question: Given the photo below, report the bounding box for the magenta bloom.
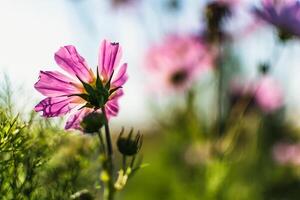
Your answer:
[253,0,300,40]
[230,76,283,113]
[255,76,283,113]
[145,35,213,93]
[34,40,128,130]
[272,142,300,166]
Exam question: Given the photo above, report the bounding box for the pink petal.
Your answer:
[35,96,77,117]
[105,99,119,118]
[109,88,124,100]
[65,108,92,130]
[34,71,81,97]
[105,89,123,119]
[112,63,128,87]
[54,45,94,83]
[98,40,122,80]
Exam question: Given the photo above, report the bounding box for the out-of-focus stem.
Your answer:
[130,156,136,169]
[122,155,127,171]
[217,45,224,136]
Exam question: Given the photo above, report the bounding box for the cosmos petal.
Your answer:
[54,45,94,83]
[34,71,81,97]
[98,40,122,80]
[35,96,77,117]
[112,63,128,88]
[105,99,119,118]
[65,108,93,130]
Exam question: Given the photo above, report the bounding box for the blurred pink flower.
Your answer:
[229,76,283,113]
[255,76,284,113]
[34,40,128,130]
[145,35,214,93]
[253,0,300,40]
[273,142,300,165]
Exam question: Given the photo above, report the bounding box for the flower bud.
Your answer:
[117,128,143,156]
[259,63,270,75]
[80,112,106,133]
[206,2,231,30]
[114,169,129,190]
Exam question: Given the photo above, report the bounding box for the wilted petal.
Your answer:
[55,45,94,83]
[65,108,92,130]
[35,96,77,117]
[98,40,122,80]
[112,63,128,87]
[34,71,81,97]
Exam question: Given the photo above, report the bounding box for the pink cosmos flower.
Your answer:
[253,0,300,40]
[34,40,128,130]
[145,35,213,93]
[255,76,283,113]
[272,142,300,166]
[229,76,283,113]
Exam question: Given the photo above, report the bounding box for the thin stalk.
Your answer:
[217,44,224,136]
[101,107,115,200]
[97,130,106,155]
[130,156,136,169]
[122,155,127,171]
[102,108,113,157]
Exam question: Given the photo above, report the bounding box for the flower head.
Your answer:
[229,75,283,113]
[255,76,283,113]
[272,142,300,166]
[145,35,213,93]
[117,128,143,156]
[34,40,128,131]
[253,0,300,41]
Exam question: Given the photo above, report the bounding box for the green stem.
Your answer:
[122,155,127,171]
[102,108,113,157]
[97,130,106,155]
[130,156,136,169]
[217,46,224,136]
[101,107,115,200]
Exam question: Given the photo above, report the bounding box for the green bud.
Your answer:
[259,63,270,75]
[117,128,143,156]
[278,29,293,42]
[80,112,106,134]
[114,169,129,190]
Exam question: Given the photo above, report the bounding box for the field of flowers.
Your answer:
[1,0,300,199]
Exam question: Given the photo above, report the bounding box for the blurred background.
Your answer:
[2,0,300,199]
[2,0,300,127]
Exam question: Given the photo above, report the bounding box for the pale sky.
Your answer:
[1,0,300,127]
